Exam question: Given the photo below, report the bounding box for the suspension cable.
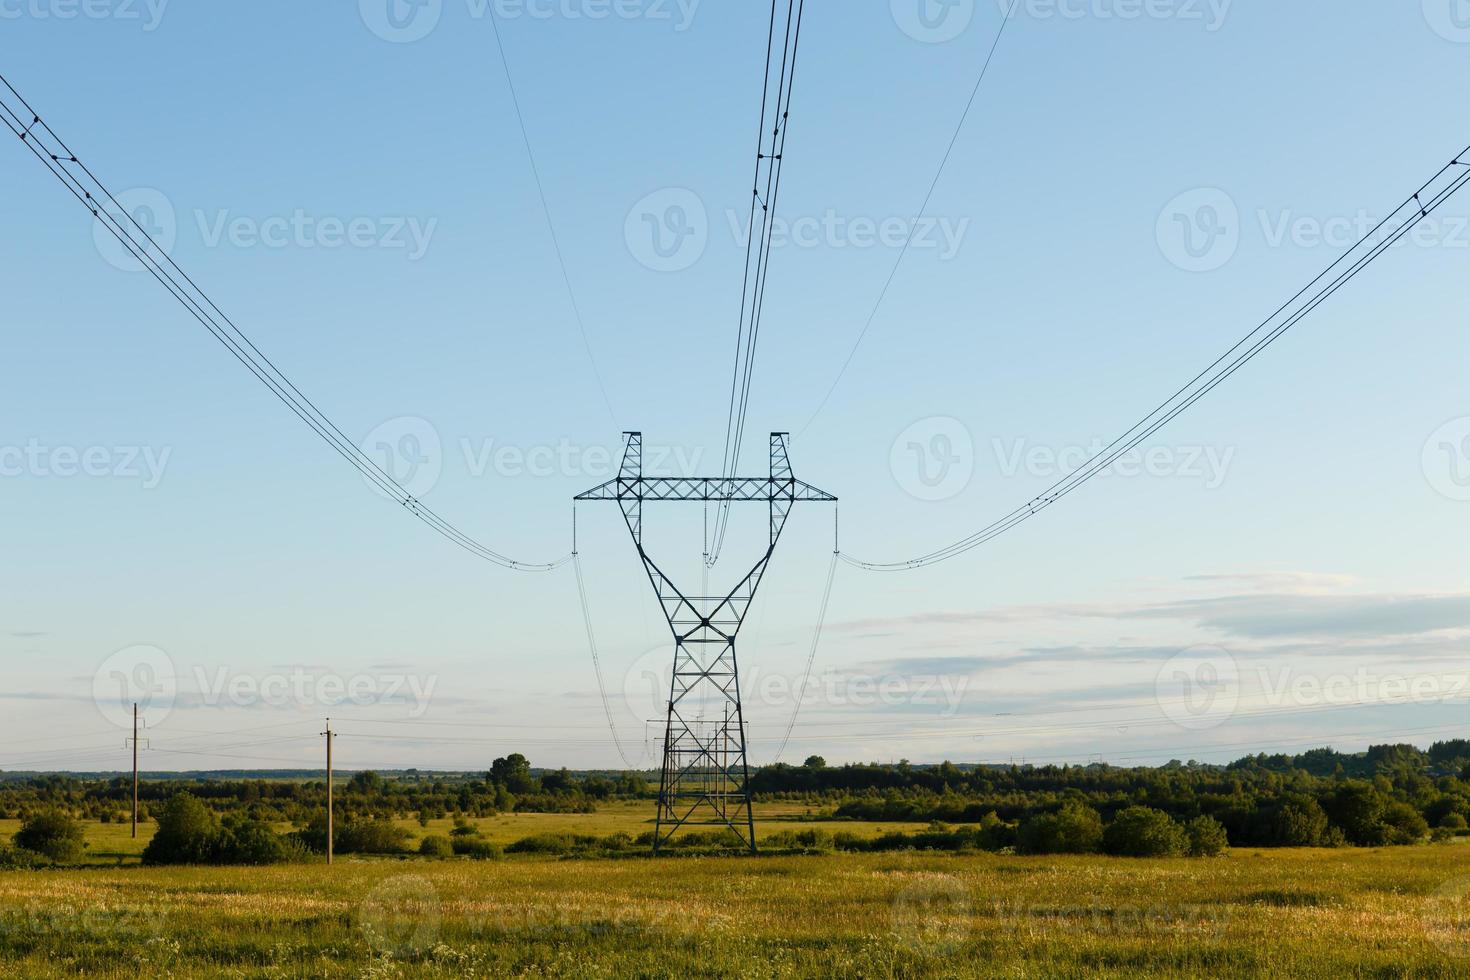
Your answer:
[0,72,569,572]
[842,145,1470,570]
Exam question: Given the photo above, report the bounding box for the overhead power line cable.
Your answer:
[800,0,1020,436]
[709,0,806,566]
[0,72,570,572]
[842,145,1470,571]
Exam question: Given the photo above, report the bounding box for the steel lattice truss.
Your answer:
[576,432,836,851]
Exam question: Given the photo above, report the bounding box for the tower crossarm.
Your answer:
[574,476,836,503]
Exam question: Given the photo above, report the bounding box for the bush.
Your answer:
[763,829,834,852]
[0,845,45,869]
[1185,815,1229,857]
[1017,802,1102,855]
[453,837,503,860]
[336,819,412,855]
[143,794,222,865]
[1103,807,1188,857]
[419,835,454,858]
[14,809,86,863]
[220,817,290,865]
[1381,802,1429,845]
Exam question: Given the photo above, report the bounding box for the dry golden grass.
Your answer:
[2,845,1470,977]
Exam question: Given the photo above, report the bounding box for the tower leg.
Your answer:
[653,636,757,852]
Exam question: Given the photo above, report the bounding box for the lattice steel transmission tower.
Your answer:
[576,432,836,852]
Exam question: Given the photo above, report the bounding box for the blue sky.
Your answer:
[4,1,1470,772]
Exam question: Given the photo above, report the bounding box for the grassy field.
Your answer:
[4,806,1470,976]
[0,800,939,864]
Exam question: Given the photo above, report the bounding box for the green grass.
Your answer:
[2,847,1469,977]
[5,806,1470,976]
[0,801,938,866]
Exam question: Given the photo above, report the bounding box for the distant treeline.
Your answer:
[0,754,648,828]
[2,741,1468,861]
[753,742,1470,849]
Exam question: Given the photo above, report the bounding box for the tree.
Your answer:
[540,768,574,794]
[1185,815,1229,857]
[804,756,827,769]
[1324,782,1389,846]
[1017,802,1102,854]
[1102,807,1188,857]
[347,771,385,794]
[490,754,537,794]
[1381,801,1428,844]
[14,809,85,863]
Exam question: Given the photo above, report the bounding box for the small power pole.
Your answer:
[322,719,334,865]
[124,702,148,839]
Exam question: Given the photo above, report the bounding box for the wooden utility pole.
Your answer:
[322,719,334,865]
[132,703,138,837]
[124,702,147,838]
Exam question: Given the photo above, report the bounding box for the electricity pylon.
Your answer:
[576,432,836,852]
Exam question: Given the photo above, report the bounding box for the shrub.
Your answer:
[1381,802,1429,845]
[1017,802,1102,854]
[143,794,222,865]
[453,837,503,860]
[337,819,412,855]
[220,817,290,865]
[0,845,45,869]
[14,809,86,863]
[419,835,454,858]
[1185,815,1229,857]
[1440,813,1469,831]
[506,833,580,855]
[1103,807,1188,857]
